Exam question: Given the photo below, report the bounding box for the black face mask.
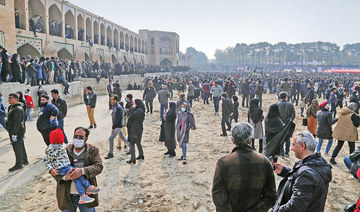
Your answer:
[40,102,48,107]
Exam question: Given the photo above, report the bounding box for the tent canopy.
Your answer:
[324,69,360,73]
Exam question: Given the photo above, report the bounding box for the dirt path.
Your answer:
[0,91,359,211]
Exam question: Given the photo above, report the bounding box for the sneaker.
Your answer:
[105,153,114,159]
[169,154,176,158]
[220,134,227,137]
[330,158,337,164]
[183,159,187,165]
[23,161,29,166]
[86,185,100,195]
[164,151,170,155]
[178,156,183,161]
[8,165,23,172]
[78,194,95,204]
[324,152,330,156]
[88,125,93,129]
[94,123,97,128]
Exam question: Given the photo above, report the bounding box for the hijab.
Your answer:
[249,98,263,123]
[134,99,145,112]
[164,102,176,121]
[307,99,319,117]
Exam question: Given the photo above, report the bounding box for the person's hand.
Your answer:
[69,168,82,180]
[273,163,283,174]
[87,105,91,108]
[230,113,233,117]
[11,135,18,142]
[111,129,114,134]
[65,168,74,180]
[142,99,145,101]
[50,169,58,176]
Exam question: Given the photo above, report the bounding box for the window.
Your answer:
[0,0,5,6]
[151,47,154,54]
[0,31,5,48]
[151,37,154,45]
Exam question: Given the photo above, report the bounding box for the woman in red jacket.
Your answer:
[24,89,34,120]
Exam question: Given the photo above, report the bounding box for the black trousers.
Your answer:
[221,115,231,135]
[251,138,263,153]
[242,94,249,107]
[145,99,153,113]
[331,140,355,159]
[40,128,55,146]
[10,133,28,166]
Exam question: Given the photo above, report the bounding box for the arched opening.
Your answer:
[113,29,119,50]
[145,41,148,54]
[142,40,145,54]
[14,0,26,29]
[112,55,117,63]
[100,55,104,62]
[160,58,172,67]
[65,10,75,39]
[125,33,129,51]
[100,23,105,45]
[160,36,172,55]
[49,4,62,37]
[57,48,73,60]
[123,56,127,63]
[130,35,133,52]
[85,52,91,61]
[77,15,84,41]
[134,37,138,52]
[93,21,99,44]
[17,43,41,58]
[106,26,112,48]
[120,31,124,49]
[138,39,141,53]
[28,0,46,33]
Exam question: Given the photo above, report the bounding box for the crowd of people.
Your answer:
[2,67,360,211]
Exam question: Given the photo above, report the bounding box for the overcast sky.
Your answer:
[71,0,360,59]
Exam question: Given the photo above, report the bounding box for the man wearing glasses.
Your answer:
[52,127,103,211]
[271,131,332,212]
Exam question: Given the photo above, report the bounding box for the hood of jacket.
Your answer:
[339,107,354,116]
[297,154,332,184]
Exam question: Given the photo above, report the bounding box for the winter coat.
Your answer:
[187,84,195,97]
[271,154,332,212]
[127,107,145,144]
[304,87,315,104]
[222,98,233,117]
[51,98,67,119]
[24,94,34,108]
[349,146,360,179]
[241,81,250,95]
[158,90,170,104]
[212,144,277,212]
[36,103,59,131]
[53,143,103,210]
[84,92,97,108]
[6,103,25,135]
[164,104,177,151]
[1,49,10,78]
[328,92,337,104]
[111,103,124,129]
[143,86,156,101]
[316,110,337,139]
[277,100,295,123]
[332,107,359,142]
[10,56,21,82]
[232,101,239,120]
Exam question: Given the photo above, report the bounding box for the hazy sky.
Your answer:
[71,0,360,59]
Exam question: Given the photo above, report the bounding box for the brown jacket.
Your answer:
[212,144,277,212]
[333,107,358,142]
[54,143,103,210]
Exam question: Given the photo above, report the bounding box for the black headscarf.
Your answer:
[267,104,280,119]
[135,99,145,112]
[249,98,263,123]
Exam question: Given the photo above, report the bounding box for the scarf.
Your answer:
[249,98,263,123]
[307,99,319,117]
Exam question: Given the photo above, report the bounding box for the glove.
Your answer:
[11,135,17,142]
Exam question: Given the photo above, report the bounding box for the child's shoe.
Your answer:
[86,185,100,195]
[78,194,95,204]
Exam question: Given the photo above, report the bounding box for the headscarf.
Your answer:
[164,102,176,121]
[307,99,319,117]
[134,99,145,112]
[318,101,329,111]
[249,98,263,123]
[267,104,280,120]
[347,102,358,112]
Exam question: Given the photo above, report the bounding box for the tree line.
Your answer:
[214,42,360,66]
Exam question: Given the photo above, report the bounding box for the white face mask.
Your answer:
[73,139,85,148]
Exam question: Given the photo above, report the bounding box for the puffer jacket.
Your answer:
[316,110,337,139]
[332,107,359,142]
[271,154,332,212]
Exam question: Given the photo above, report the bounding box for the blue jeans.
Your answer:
[316,138,333,153]
[0,117,6,128]
[160,103,168,119]
[58,118,68,144]
[61,194,95,212]
[213,97,220,112]
[281,138,290,156]
[182,143,187,159]
[57,165,90,196]
[344,156,352,170]
[27,108,31,120]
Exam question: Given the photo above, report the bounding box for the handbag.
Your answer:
[302,118,308,126]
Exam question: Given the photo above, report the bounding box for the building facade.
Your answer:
[0,0,149,63]
[139,30,179,67]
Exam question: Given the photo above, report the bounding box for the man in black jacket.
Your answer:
[84,86,97,128]
[51,89,68,144]
[7,93,28,171]
[105,94,128,159]
[304,83,315,106]
[142,83,156,114]
[220,93,233,136]
[272,131,332,212]
[37,94,59,145]
[277,92,295,157]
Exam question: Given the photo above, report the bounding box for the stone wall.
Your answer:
[0,73,160,117]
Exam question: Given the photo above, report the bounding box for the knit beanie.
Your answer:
[318,102,328,111]
[49,128,65,145]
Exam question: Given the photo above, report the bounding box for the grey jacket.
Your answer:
[277,100,295,123]
[158,90,170,104]
[211,85,222,97]
[188,84,195,96]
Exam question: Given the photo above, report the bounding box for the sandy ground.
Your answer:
[0,91,359,211]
